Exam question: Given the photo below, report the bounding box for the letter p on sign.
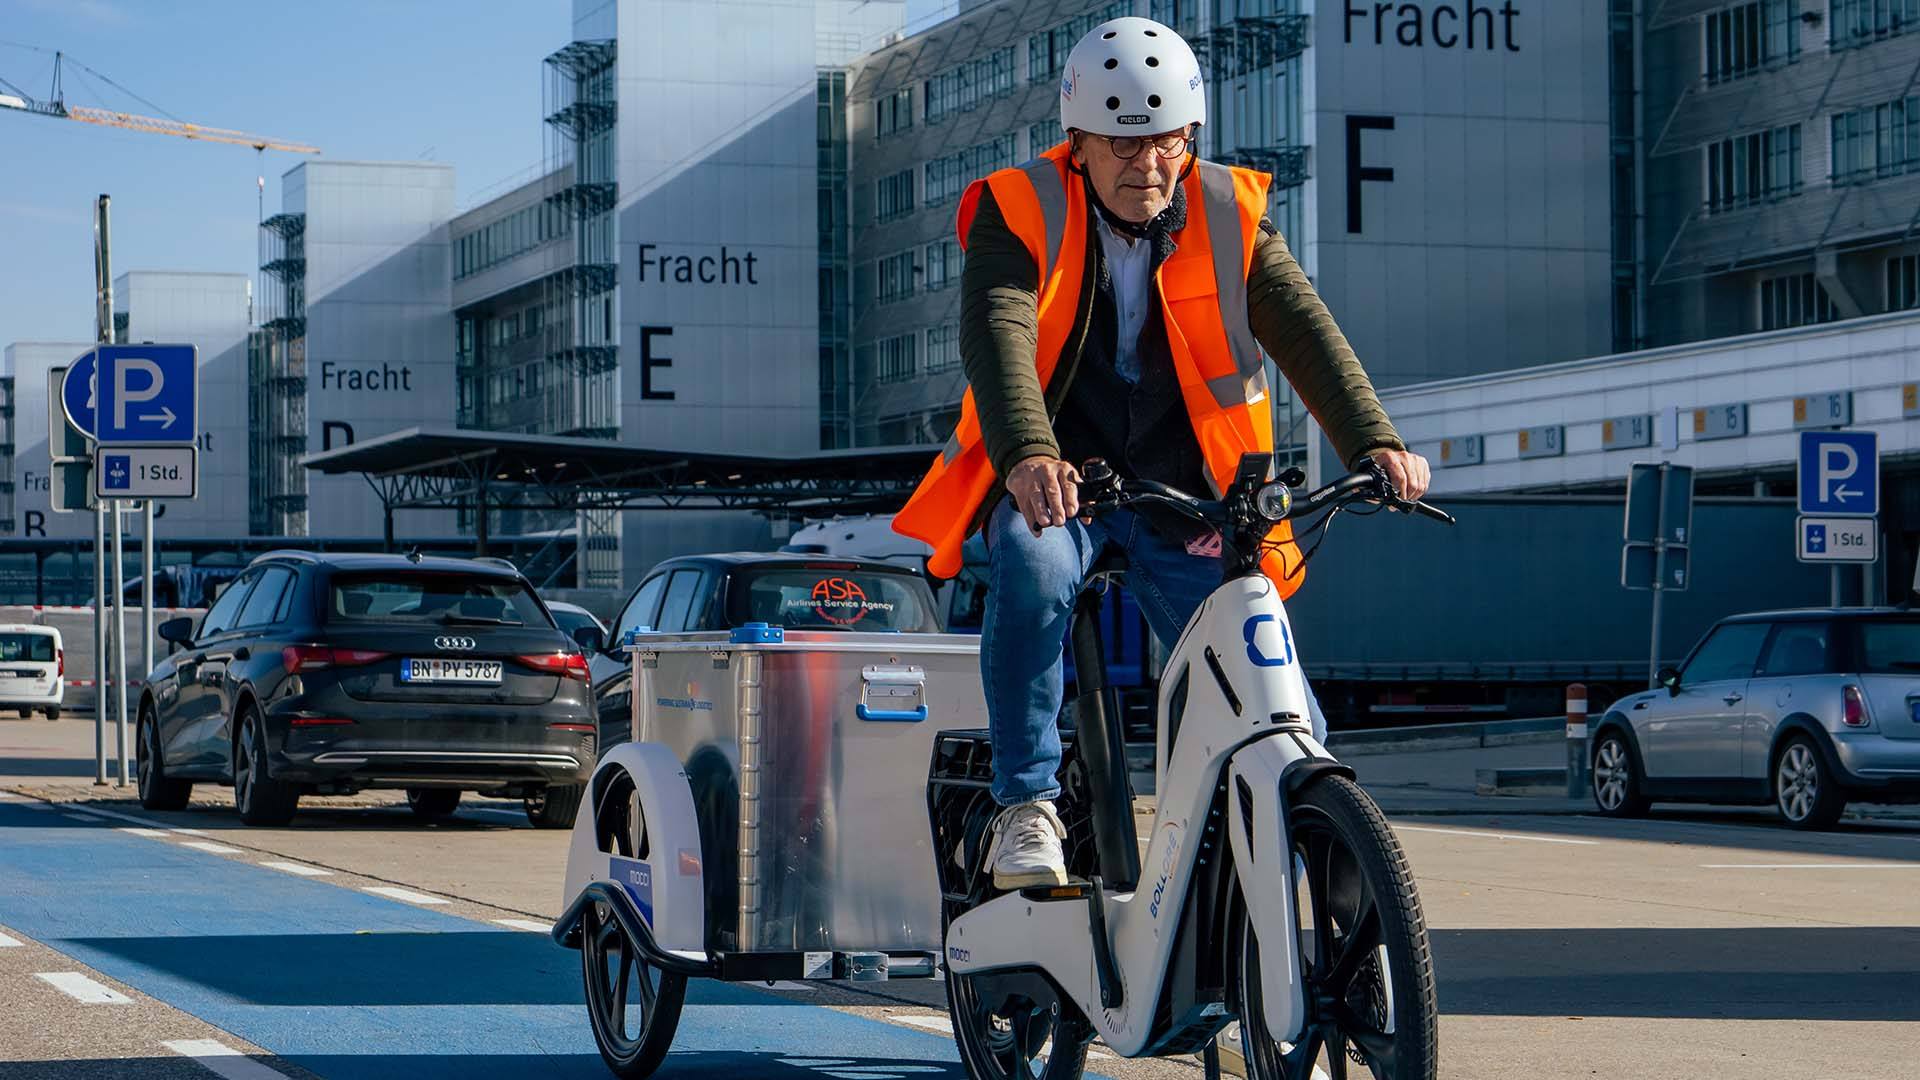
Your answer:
[113,357,162,430]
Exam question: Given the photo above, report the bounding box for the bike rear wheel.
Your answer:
[1229,774,1437,1080]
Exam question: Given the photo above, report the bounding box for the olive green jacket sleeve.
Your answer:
[1245,224,1406,469]
[959,185,1404,482]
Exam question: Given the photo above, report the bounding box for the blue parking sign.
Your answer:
[95,344,197,445]
[1797,430,1877,516]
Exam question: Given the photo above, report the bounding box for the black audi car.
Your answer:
[136,551,599,828]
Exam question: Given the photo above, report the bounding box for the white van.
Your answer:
[0,624,63,719]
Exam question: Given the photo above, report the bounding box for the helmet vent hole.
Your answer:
[1106,96,1121,110]
[1104,58,1118,69]
[1101,30,1116,39]
[1148,94,1162,108]
[1144,29,1158,36]
[1145,56,1159,67]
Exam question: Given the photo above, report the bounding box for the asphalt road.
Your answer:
[4,717,1918,1080]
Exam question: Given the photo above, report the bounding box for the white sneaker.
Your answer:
[988,800,1069,889]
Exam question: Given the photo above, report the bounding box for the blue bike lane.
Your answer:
[0,798,1023,1079]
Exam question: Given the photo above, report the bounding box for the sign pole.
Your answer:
[141,500,154,693]
[91,194,112,786]
[1831,565,1842,608]
[111,501,128,786]
[1647,464,1667,690]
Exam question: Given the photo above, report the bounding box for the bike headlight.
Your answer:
[1254,480,1292,522]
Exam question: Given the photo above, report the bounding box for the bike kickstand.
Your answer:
[1201,1037,1223,1079]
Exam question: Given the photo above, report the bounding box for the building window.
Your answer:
[876,169,915,222]
[925,324,960,374]
[1028,2,1133,85]
[926,134,1016,206]
[1029,118,1064,155]
[1888,254,1920,310]
[1704,0,1798,84]
[1831,0,1919,44]
[877,251,916,304]
[924,240,961,290]
[1759,272,1837,329]
[1830,95,1920,183]
[1704,124,1801,211]
[924,47,1015,124]
[876,333,917,383]
[875,88,913,139]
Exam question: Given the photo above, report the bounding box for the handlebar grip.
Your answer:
[1409,501,1456,526]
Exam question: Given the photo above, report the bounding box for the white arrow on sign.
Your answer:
[138,406,177,429]
[1832,484,1863,502]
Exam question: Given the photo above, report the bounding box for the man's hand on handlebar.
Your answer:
[1006,455,1083,536]
[1365,448,1432,503]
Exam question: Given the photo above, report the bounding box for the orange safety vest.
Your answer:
[892,142,1305,597]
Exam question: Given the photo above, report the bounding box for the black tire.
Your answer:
[527,784,584,829]
[46,706,60,721]
[1774,735,1845,829]
[233,705,299,827]
[16,709,28,719]
[1231,774,1438,1080]
[406,788,461,819]
[1590,731,1651,818]
[580,896,686,1077]
[136,705,191,812]
[946,965,1093,1080]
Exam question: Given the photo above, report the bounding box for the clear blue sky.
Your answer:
[0,0,568,345]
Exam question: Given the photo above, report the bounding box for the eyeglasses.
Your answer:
[1089,129,1193,161]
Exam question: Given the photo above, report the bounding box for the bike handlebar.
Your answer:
[1078,459,1456,531]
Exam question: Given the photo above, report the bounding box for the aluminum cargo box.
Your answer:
[628,628,986,955]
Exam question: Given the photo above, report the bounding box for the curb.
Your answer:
[1328,715,1569,758]
[1475,766,1570,796]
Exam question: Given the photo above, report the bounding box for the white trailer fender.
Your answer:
[1226,735,1309,1042]
[559,741,707,955]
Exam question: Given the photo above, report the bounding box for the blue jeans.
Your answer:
[980,497,1327,807]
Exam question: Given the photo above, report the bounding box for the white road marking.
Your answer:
[35,971,132,1004]
[0,790,19,798]
[62,806,115,819]
[0,930,22,947]
[761,980,815,992]
[260,860,332,877]
[60,812,96,822]
[1392,823,1599,846]
[170,827,210,836]
[1701,863,1920,870]
[180,841,244,855]
[118,827,170,838]
[493,918,552,933]
[162,1039,295,1080]
[363,886,448,905]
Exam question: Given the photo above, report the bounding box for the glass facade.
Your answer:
[1703,0,1798,84]
[1704,124,1801,211]
[1830,95,1920,184]
[923,47,1015,123]
[1830,0,1919,45]
[819,70,852,450]
[1758,272,1837,329]
[924,135,1015,206]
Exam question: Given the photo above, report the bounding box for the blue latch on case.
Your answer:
[730,622,785,644]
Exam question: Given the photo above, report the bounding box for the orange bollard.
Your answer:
[1566,683,1589,798]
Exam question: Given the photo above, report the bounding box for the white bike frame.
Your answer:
[942,571,1332,1056]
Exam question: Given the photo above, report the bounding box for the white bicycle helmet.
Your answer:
[1059,16,1206,137]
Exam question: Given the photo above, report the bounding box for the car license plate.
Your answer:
[400,658,503,684]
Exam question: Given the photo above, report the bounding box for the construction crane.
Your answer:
[0,48,319,154]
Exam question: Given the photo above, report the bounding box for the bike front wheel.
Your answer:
[1228,774,1437,1080]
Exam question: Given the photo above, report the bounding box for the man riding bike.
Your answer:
[893,16,1430,890]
